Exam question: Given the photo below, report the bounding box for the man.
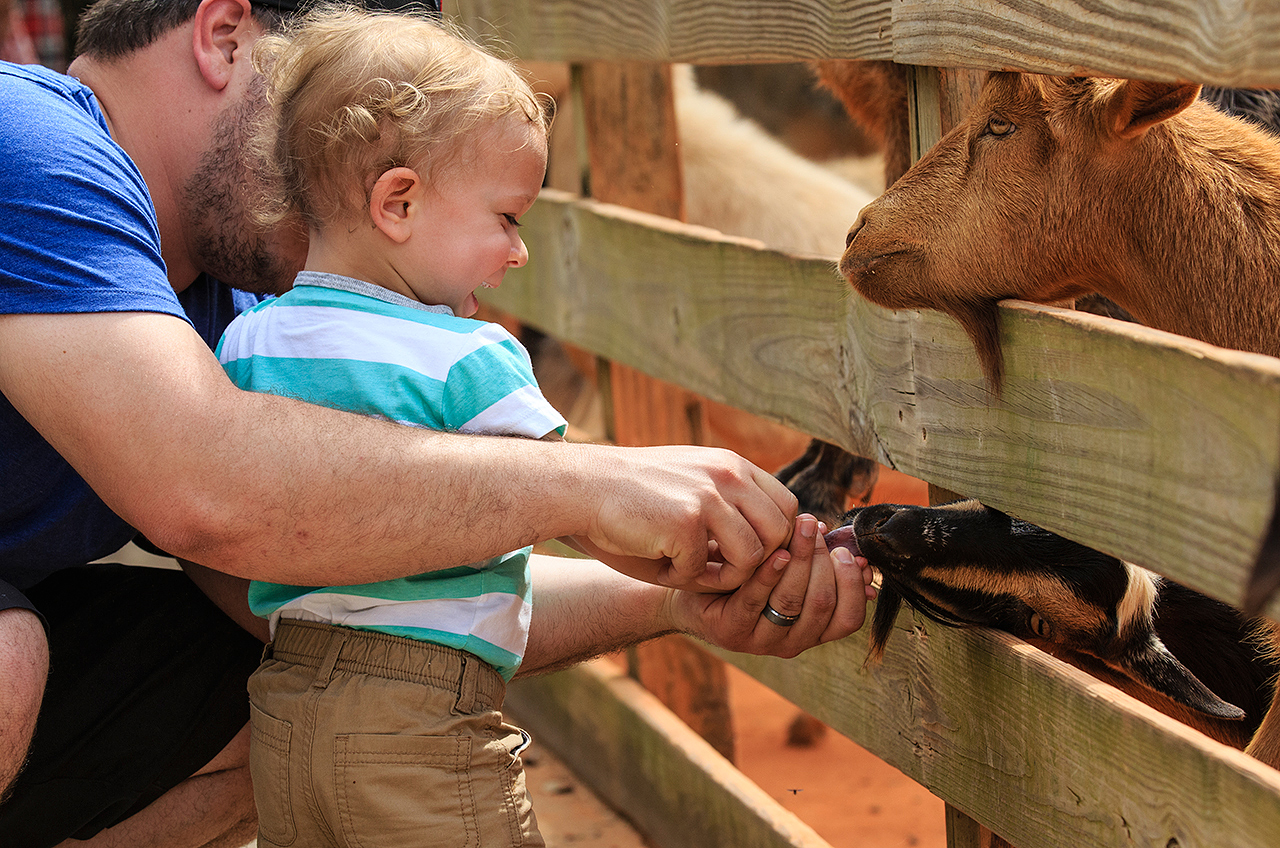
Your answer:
[0,0,871,845]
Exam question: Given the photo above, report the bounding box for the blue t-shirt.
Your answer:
[0,62,256,596]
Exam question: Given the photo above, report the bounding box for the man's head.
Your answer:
[72,0,446,295]
[75,0,287,60]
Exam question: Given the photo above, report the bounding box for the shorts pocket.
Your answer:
[248,700,296,847]
[335,734,475,848]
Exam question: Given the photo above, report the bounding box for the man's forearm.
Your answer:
[518,554,675,677]
[0,311,593,585]
[171,397,599,584]
[1,311,791,589]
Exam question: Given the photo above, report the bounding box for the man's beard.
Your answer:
[181,91,304,295]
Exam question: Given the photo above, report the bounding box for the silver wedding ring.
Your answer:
[761,602,801,627]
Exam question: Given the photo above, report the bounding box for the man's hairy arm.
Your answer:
[519,526,870,676]
[0,311,795,586]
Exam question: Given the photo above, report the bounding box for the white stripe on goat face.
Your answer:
[1116,562,1161,640]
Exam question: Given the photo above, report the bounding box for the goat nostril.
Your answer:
[845,212,869,249]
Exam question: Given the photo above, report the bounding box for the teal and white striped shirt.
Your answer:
[216,272,567,680]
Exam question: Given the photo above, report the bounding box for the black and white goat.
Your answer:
[826,500,1280,756]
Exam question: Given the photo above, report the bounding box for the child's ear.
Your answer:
[369,167,422,244]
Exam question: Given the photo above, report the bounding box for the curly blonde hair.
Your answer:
[251,4,550,229]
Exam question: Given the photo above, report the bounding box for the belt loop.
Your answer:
[312,628,349,690]
[453,655,478,714]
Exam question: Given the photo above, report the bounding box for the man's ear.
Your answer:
[369,167,423,244]
[192,0,257,92]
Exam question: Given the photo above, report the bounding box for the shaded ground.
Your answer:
[728,666,946,848]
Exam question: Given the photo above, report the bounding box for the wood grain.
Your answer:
[455,0,1280,86]
[708,607,1280,848]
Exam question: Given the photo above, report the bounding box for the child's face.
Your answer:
[405,117,547,317]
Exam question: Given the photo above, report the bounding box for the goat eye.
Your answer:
[986,117,1015,137]
[1028,612,1052,639]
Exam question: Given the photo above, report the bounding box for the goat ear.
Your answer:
[1113,636,1246,720]
[1105,80,1202,140]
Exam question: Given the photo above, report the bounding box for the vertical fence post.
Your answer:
[576,61,736,763]
[905,63,1017,848]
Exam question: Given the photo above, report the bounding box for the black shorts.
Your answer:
[0,564,262,847]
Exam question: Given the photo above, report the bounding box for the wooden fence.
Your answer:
[447,1,1280,846]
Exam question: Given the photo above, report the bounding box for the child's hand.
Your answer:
[561,536,740,592]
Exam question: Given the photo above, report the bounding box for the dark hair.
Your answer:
[1201,87,1280,136]
[75,0,287,60]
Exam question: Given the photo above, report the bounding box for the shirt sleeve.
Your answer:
[441,324,568,439]
[0,66,182,320]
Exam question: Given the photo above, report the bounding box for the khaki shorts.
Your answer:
[248,618,543,848]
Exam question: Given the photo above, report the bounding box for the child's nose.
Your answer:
[509,235,529,267]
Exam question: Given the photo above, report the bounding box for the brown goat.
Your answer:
[840,71,1280,609]
[841,72,1280,389]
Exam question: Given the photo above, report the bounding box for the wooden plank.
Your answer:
[705,609,1280,848]
[454,0,895,64]
[481,191,1280,620]
[505,655,836,848]
[454,0,1280,87]
[892,0,1280,87]
[906,60,1003,848]
[579,62,685,220]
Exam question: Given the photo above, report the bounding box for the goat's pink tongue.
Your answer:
[823,524,861,557]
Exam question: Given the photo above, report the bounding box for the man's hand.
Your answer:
[520,515,874,676]
[581,445,798,592]
[671,514,876,658]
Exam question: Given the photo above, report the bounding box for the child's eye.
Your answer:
[503,214,522,228]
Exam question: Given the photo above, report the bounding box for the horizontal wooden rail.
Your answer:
[707,603,1280,848]
[481,190,1280,620]
[508,560,1280,848]
[455,0,1280,87]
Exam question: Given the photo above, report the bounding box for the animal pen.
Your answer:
[448,1,1280,846]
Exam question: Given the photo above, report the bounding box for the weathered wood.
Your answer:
[454,0,1280,87]
[892,0,1280,87]
[481,191,1280,621]
[579,62,685,220]
[705,607,1280,848]
[578,61,737,763]
[506,652,835,848]
[455,0,895,64]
